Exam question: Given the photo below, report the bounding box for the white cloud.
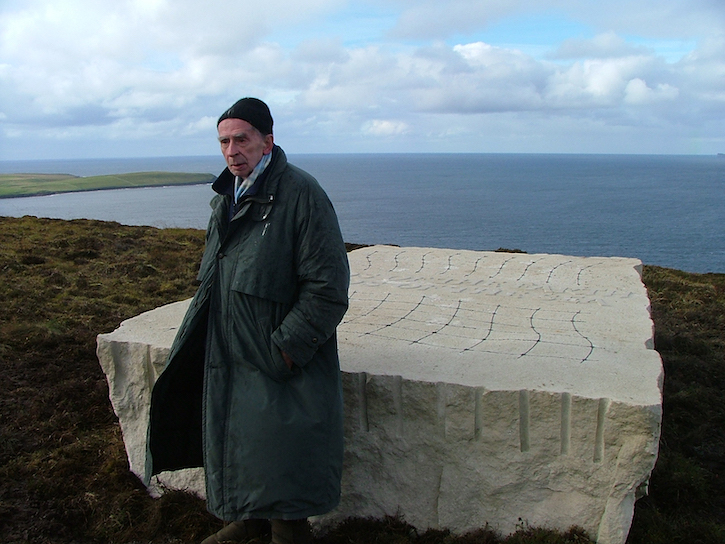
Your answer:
[544,57,653,107]
[552,32,652,60]
[0,0,724,158]
[624,78,679,105]
[385,0,725,40]
[388,0,522,39]
[362,119,409,136]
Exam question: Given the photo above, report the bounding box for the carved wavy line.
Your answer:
[571,310,595,363]
[517,259,542,281]
[576,265,594,286]
[363,295,427,336]
[416,252,433,273]
[343,292,390,323]
[412,299,463,344]
[390,251,404,272]
[489,256,514,279]
[362,250,376,271]
[518,308,542,358]
[439,253,461,274]
[462,304,501,352]
[463,257,484,278]
[546,260,572,283]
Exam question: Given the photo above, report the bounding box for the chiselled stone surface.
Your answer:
[96,299,204,497]
[96,245,663,544]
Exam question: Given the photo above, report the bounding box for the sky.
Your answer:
[1,0,724,159]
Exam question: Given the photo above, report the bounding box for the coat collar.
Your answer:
[210,145,287,225]
[212,145,286,200]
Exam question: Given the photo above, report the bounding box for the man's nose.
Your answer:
[226,141,241,156]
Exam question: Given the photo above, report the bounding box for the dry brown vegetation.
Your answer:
[0,215,723,543]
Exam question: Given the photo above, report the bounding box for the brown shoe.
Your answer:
[270,519,312,544]
[201,519,269,544]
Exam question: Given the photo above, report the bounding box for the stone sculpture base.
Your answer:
[97,246,663,544]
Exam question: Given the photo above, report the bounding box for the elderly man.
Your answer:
[148,98,350,544]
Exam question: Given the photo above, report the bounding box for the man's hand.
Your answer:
[281,350,295,370]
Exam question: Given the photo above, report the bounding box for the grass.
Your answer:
[0,172,216,198]
[0,215,723,543]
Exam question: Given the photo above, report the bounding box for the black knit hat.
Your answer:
[217,97,273,135]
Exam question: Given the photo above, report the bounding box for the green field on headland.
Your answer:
[0,171,216,198]
[0,215,723,543]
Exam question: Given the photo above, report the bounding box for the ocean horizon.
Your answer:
[1,153,723,274]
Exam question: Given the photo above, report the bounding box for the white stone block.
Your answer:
[96,299,204,497]
[96,246,662,544]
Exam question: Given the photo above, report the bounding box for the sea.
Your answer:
[1,153,723,274]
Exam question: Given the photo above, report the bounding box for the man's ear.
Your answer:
[264,134,274,154]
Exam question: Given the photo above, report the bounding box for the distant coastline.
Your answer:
[0,171,215,199]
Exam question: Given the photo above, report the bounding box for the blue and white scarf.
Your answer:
[234,151,272,203]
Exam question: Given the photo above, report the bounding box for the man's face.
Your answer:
[218,118,274,178]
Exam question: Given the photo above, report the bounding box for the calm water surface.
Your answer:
[1,154,723,273]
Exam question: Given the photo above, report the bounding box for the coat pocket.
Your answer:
[252,316,297,382]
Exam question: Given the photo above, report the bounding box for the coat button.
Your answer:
[312,337,318,344]
[217,252,224,259]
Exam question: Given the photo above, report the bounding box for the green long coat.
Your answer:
[148,146,350,521]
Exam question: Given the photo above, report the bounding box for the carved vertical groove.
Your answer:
[561,392,572,455]
[436,382,447,438]
[357,372,369,432]
[393,375,404,436]
[594,397,610,462]
[519,390,530,453]
[474,387,484,440]
[144,345,156,394]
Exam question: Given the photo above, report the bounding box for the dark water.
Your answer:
[1,154,723,273]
